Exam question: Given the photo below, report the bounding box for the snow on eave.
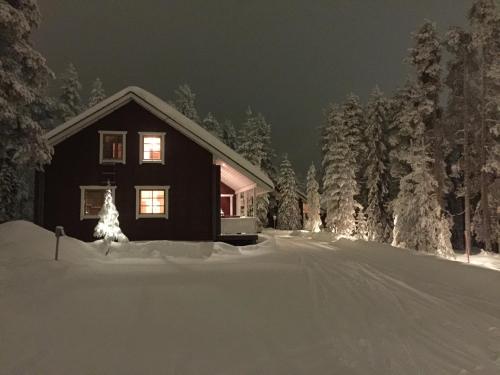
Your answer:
[45,86,274,193]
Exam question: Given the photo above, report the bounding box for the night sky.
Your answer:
[35,0,470,180]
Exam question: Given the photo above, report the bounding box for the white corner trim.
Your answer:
[138,132,166,164]
[98,130,127,164]
[134,185,170,219]
[80,185,116,220]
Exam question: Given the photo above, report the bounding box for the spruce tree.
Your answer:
[444,27,477,255]
[94,189,128,255]
[221,119,237,149]
[172,84,200,123]
[408,20,447,209]
[469,0,499,251]
[0,0,53,221]
[322,104,358,236]
[88,77,106,107]
[59,63,83,121]
[236,108,276,226]
[276,156,301,230]
[305,163,321,232]
[202,112,224,139]
[364,87,393,242]
[392,144,454,258]
[236,107,265,166]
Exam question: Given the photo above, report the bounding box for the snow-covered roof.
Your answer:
[46,86,274,193]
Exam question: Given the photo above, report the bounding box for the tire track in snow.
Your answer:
[274,234,500,374]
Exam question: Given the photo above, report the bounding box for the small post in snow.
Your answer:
[54,226,65,261]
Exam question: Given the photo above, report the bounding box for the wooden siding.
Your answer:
[36,101,216,241]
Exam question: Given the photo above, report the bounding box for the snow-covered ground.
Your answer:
[1,221,500,374]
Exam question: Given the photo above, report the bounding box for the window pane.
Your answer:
[84,189,106,216]
[143,136,162,160]
[139,189,166,215]
[152,190,164,199]
[141,190,153,199]
[103,134,124,160]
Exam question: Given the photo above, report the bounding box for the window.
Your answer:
[135,186,169,219]
[99,131,127,164]
[139,132,165,164]
[80,186,116,220]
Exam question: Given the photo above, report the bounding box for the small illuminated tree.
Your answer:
[94,189,128,255]
[305,163,321,232]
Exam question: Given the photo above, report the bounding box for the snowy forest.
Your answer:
[0,0,499,257]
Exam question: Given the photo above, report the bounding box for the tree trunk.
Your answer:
[479,47,492,252]
[433,117,445,210]
[463,58,472,259]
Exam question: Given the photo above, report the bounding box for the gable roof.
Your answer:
[46,86,274,193]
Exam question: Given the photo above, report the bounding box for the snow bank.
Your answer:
[0,221,273,266]
[293,228,500,272]
[1,223,500,374]
[0,220,96,264]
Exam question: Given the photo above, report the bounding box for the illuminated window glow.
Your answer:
[135,186,169,219]
[139,132,165,164]
[140,189,165,214]
[143,136,161,161]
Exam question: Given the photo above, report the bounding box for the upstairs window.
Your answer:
[135,186,169,219]
[99,131,127,164]
[139,132,165,164]
[80,186,116,220]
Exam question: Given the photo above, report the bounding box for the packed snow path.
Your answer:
[1,226,500,374]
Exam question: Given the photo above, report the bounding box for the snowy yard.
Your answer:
[1,221,500,374]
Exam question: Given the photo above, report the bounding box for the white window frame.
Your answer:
[80,185,116,220]
[135,185,170,219]
[221,194,234,216]
[99,131,127,164]
[139,132,166,164]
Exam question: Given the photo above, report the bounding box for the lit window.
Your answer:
[139,132,165,164]
[99,131,126,164]
[80,186,116,220]
[135,186,169,219]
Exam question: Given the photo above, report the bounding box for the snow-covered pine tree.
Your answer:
[276,156,301,230]
[354,203,368,240]
[392,143,454,258]
[364,87,393,242]
[444,27,477,254]
[305,163,321,232]
[221,119,237,149]
[341,94,367,197]
[59,63,82,121]
[469,0,499,251]
[88,77,106,108]
[94,189,128,255]
[408,20,447,209]
[236,107,265,166]
[0,0,53,221]
[256,192,270,228]
[236,108,276,226]
[202,112,224,139]
[322,104,358,236]
[255,113,277,182]
[172,84,200,123]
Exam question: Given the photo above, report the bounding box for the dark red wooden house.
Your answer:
[34,87,274,243]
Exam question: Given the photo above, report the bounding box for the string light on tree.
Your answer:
[94,188,128,255]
